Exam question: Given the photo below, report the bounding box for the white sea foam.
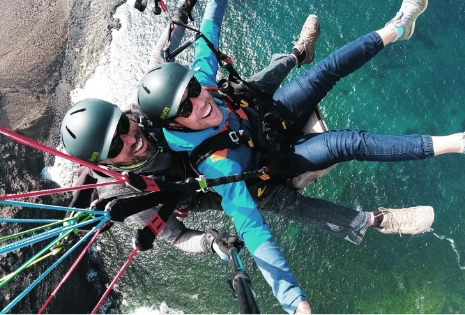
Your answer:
[40,144,78,188]
[133,302,184,314]
[433,233,465,270]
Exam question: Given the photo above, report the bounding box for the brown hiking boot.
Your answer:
[292,14,320,66]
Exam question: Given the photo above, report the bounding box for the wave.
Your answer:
[433,232,465,270]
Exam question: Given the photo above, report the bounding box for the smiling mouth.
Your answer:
[202,103,212,119]
[133,136,144,154]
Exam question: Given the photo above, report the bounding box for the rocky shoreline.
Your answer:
[0,0,126,313]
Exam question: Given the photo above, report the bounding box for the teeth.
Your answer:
[134,137,143,153]
[203,104,212,118]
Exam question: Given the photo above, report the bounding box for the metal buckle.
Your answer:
[104,199,118,211]
[137,115,153,127]
[229,131,239,144]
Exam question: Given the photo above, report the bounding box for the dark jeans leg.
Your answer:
[244,54,296,97]
[252,183,370,245]
[261,32,385,132]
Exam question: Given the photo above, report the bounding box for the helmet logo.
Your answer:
[142,83,150,94]
[89,151,100,162]
[160,107,170,120]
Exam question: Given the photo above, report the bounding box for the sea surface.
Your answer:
[48,0,465,313]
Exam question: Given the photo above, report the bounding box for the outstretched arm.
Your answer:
[191,0,228,87]
[125,1,196,113]
[199,157,308,313]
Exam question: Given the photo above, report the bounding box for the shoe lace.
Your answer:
[391,11,405,24]
[294,26,313,47]
[379,207,418,236]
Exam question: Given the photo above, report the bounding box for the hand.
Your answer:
[132,226,155,251]
[215,232,244,254]
[177,0,197,21]
[205,229,244,261]
[171,0,198,24]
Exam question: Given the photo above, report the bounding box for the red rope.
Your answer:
[38,225,106,314]
[91,248,139,314]
[0,127,127,200]
[159,0,168,12]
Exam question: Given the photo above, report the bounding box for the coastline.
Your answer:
[0,0,125,312]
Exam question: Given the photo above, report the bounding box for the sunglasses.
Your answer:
[172,77,202,120]
[107,114,130,159]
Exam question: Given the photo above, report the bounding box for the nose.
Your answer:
[190,96,203,109]
[119,133,136,147]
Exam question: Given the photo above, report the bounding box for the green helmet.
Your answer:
[138,62,195,127]
[60,98,122,163]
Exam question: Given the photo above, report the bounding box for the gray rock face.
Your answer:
[0,0,125,312]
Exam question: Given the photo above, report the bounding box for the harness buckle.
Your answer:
[259,166,270,181]
[104,199,118,212]
[229,131,240,144]
[137,115,154,127]
[195,175,209,193]
[89,198,110,211]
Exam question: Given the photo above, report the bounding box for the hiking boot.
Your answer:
[387,0,428,41]
[374,206,434,235]
[293,14,320,66]
[171,0,198,25]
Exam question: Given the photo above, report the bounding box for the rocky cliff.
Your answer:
[0,1,125,313]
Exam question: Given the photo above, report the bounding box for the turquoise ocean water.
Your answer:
[92,0,465,313]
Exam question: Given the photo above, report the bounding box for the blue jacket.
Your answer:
[163,1,306,312]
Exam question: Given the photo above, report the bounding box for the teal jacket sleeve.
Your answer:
[182,0,307,312]
[197,156,307,313]
[191,0,227,87]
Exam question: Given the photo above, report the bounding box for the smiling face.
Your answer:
[104,118,158,166]
[169,89,223,130]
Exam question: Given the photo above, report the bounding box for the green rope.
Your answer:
[0,213,97,288]
[0,215,85,242]
[0,231,72,289]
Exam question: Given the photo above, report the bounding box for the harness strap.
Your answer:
[133,192,189,251]
[85,164,272,224]
[190,130,252,168]
[106,192,174,222]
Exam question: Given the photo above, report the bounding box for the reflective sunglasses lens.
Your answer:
[173,77,201,120]
[107,115,130,158]
[178,99,193,118]
[107,137,124,159]
[117,115,130,134]
[188,77,202,98]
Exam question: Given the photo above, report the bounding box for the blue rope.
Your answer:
[0,218,62,223]
[0,216,105,255]
[1,217,110,314]
[0,200,107,215]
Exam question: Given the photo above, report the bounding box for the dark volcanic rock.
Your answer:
[0,0,125,313]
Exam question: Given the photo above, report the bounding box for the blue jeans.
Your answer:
[259,32,435,170]
[245,54,296,97]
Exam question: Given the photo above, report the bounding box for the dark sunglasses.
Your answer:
[107,114,130,159]
[172,77,202,120]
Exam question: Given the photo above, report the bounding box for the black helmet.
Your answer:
[138,62,195,127]
[60,98,122,163]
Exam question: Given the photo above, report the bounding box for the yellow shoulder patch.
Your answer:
[257,185,266,197]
